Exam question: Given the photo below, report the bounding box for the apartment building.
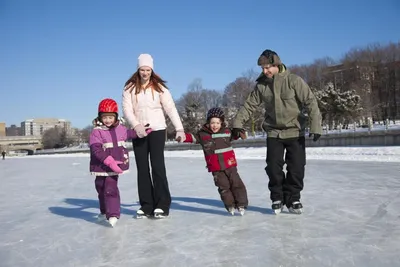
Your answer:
[21,118,72,136]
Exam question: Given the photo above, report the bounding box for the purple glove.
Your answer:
[103,156,123,174]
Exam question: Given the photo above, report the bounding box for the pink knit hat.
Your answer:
[137,54,154,70]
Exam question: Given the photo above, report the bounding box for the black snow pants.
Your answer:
[132,129,171,215]
[265,136,306,207]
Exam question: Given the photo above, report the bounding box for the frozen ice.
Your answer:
[0,147,399,267]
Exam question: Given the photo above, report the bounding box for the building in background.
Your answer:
[0,123,5,137]
[324,61,400,121]
[6,124,22,136]
[21,118,72,136]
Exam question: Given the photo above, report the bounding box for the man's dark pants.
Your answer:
[265,136,306,207]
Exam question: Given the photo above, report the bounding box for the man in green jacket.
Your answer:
[232,49,322,215]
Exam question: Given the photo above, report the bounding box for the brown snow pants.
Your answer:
[212,166,248,210]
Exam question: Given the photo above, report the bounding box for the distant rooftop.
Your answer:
[22,118,70,123]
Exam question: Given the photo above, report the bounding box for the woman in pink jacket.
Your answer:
[122,53,185,219]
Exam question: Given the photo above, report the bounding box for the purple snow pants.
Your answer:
[95,176,121,219]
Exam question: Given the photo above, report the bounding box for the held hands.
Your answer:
[232,128,247,140]
[134,123,152,138]
[103,156,123,174]
[175,130,186,142]
[309,133,321,142]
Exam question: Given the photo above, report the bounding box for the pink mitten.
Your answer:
[103,156,123,174]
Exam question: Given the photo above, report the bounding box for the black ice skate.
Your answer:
[272,200,283,215]
[288,201,303,214]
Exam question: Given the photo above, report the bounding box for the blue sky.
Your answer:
[1,0,399,129]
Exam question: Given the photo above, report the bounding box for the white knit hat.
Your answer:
[137,53,154,70]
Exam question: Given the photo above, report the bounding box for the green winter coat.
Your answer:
[233,67,322,139]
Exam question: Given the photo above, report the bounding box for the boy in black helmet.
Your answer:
[179,107,248,215]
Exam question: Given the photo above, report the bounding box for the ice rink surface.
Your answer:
[0,151,399,267]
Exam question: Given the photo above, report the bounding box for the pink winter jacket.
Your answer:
[122,86,184,131]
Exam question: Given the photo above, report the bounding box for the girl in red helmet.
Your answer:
[179,107,248,215]
[89,98,151,227]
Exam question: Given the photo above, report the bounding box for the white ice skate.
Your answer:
[238,207,245,216]
[228,207,235,216]
[288,201,303,214]
[272,200,283,215]
[108,217,118,227]
[154,208,167,219]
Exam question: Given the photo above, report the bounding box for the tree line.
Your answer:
[173,41,400,136]
[44,41,399,147]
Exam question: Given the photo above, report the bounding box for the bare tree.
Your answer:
[339,42,400,122]
[176,78,225,132]
[223,70,264,134]
[290,57,337,91]
[176,79,207,132]
[199,89,223,111]
[41,127,73,149]
[176,41,400,133]
[79,125,94,143]
[42,128,60,149]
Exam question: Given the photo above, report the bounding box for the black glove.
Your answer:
[309,133,321,142]
[232,128,245,138]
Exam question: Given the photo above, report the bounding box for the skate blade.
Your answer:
[154,213,167,219]
[273,208,282,215]
[136,214,151,219]
[288,208,303,214]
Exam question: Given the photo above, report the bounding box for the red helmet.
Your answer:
[98,98,118,114]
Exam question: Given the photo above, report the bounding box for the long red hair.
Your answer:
[124,70,168,95]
